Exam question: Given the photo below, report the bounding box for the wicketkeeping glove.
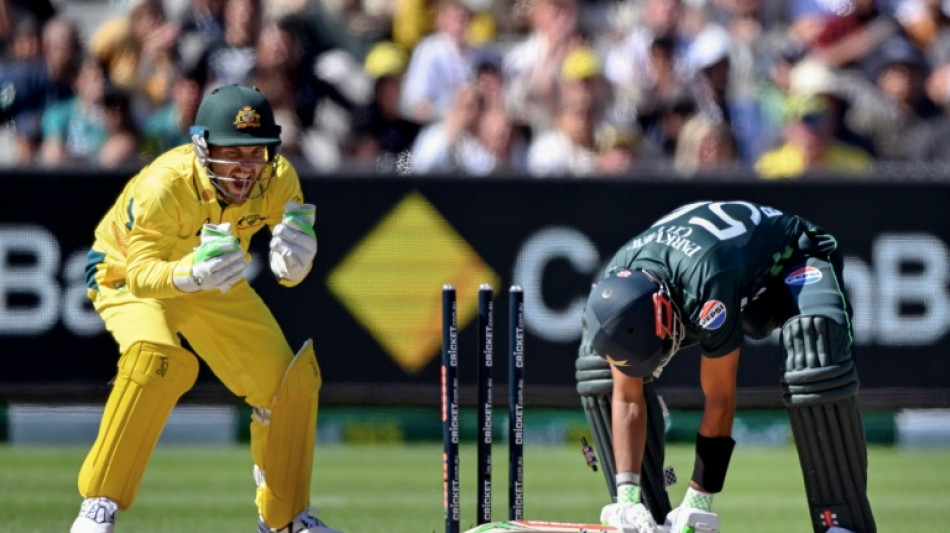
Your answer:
[664,507,721,533]
[173,223,247,293]
[269,200,316,283]
[600,502,658,533]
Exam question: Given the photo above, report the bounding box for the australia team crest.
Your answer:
[234,106,261,129]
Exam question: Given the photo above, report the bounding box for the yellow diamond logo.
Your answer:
[327,191,499,373]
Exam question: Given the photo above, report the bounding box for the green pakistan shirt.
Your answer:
[601,200,815,357]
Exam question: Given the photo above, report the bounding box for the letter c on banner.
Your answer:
[513,227,599,342]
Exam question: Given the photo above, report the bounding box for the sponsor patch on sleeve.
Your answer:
[699,300,727,330]
[784,266,823,286]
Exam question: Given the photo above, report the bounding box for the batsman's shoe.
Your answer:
[664,507,720,533]
[70,497,118,533]
[826,529,857,533]
[258,507,344,533]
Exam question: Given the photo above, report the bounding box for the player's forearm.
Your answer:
[698,349,739,438]
[698,392,735,438]
[611,386,648,475]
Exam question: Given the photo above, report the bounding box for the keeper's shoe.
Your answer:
[258,508,344,533]
[70,497,118,533]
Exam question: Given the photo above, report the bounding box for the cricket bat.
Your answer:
[462,520,619,533]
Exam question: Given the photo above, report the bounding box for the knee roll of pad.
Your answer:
[781,316,858,406]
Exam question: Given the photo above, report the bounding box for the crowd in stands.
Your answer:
[2,0,950,179]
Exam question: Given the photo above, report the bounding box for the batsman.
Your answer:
[577,200,875,533]
[72,85,341,533]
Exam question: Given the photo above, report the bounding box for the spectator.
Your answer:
[685,23,764,164]
[276,0,378,63]
[0,0,56,55]
[0,16,79,163]
[193,0,263,90]
[786,57,875,156]
[3,14,40,61]
[641,88,695,159]
[400,0,474,123]
[903,0,950,65]
[253,18,356,131]
[346,41,421,173]
[603,0,687,120]
[558,47,618,127]
[503,0,581,134]
[316,0,391,49]
[672,113,739,177]
[391,0,436,52]
[98,86,141,169]
[38,57,109,167]
[142,69,205,157]
[410,82,524,175]
[754,93,871,179]
[175,0,225,71]
[845,35,940,161]
[807,0,900,70]
[472,46,505,112]
[527,90,624,177]
[628,35,686,134]
[753,41,804,157]
[473,104,528,175]
[89,0,180,109]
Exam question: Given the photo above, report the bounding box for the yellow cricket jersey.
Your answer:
[85,145,305,299]
[754,142,872,180]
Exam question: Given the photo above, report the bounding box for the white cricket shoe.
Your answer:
[70,497,118,533]
[258,507,344,533]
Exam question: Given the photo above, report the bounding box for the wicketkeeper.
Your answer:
[72,85,341,533]
[577,200,875,533]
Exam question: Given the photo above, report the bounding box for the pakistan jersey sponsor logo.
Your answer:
[785,266,823,286]
[699,300,727,330]
[626,225,703,257]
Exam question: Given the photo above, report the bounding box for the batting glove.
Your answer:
[664,507,720,533]
[269,201,316,283]
[173,223,246,293]
[600,502,658,533]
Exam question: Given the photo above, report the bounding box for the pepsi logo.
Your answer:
[785,266,822,286]
[699,300,727,330]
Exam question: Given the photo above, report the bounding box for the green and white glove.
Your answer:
[600,502,658,533]
[173,223,246,293]
[269,200,316,283]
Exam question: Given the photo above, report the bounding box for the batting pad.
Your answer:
[255,339,322,529]
[78,342,199,508]
[781,316,876,533]
[463,520,620,532]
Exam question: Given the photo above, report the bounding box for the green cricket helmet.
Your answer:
[192,84,281,148]
[190,85,282,202]
[584,269,683,378]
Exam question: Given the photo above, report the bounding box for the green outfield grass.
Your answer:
[0,443,945,532]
